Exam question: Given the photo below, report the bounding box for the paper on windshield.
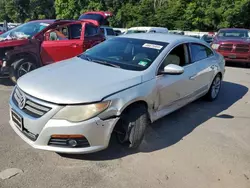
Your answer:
[142,43,163,50]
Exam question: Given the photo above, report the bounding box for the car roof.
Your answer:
[118,33,203,44]
[29,19,56,24]
[29,19,99,26]
[128,27,167,30]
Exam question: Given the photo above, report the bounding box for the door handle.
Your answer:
[189,74,198,80]
[70,43,80,48]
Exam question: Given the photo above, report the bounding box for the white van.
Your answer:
[125,27,168,34]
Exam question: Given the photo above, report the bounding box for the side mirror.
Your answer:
[161,64,184,75]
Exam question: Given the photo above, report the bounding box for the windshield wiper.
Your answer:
[80,54,120,68]
[80,54,92,61]
[91,59,120,68]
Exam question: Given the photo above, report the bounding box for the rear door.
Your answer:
[188,43,216,95]
[40,23,84,65]
[84,23,104,50]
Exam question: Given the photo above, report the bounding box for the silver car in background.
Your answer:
[9,33,225,154]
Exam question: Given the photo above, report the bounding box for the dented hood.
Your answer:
[17,57,143,104]
[0,38,29,48]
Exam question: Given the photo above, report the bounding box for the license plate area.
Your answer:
[228,54,237,59]
[11,110,23,131]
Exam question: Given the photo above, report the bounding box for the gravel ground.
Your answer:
[0,65,250,188]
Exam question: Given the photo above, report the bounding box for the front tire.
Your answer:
[205,74,222,101]
[115,104,149,149]
[10,57,38,83]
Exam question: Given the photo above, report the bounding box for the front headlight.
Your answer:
[211,44,220,50]
[53,101,110,122]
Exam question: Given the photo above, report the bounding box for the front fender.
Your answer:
[100,79,157,122]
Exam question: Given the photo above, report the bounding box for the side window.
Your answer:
[205,46,213,57]
[190,43,213,62]
[85,24,98,37]
[159,44,189,71]
[106,28,115,36]
[100,28,105,34]
[69,24,82,39]
[46,26,69,41]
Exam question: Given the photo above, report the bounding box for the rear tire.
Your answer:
[115,104,149,149]
[9,57,38,83]
[205,74,222,101]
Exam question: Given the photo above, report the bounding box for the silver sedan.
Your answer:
[9,33,225,154]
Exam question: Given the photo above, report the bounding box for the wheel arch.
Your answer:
[111,99,151,143]
[8,52,40,67]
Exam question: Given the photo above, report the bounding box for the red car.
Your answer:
[0,12,107,82]
[211,28,250,66]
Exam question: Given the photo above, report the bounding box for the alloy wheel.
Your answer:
[17,62,36,78]
[211,76,221,99]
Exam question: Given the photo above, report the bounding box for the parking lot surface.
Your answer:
[0,66,250,188]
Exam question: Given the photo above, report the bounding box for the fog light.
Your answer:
[67,139,78,147]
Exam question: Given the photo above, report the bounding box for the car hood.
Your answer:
[215,37,250,43]
[0,38,29,48]
[17,57,143,104]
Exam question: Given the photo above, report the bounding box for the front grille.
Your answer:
[48,137,90,148]
[219,44,233,51]
[235,44,249,53]
[11,110,38,141]
[13,87,51,118]
[22,129,38,141]
[11,110,22,129]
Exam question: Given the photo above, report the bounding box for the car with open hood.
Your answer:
[211,28,250,66]
[0,12,107,82]
[9,33,225,154]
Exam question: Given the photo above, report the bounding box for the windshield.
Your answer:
[79,37,168,71]
[218,30,249,38]
[126,30,147,34]
[0,21,50,40]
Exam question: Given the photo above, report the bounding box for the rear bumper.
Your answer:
[217,51,250,63]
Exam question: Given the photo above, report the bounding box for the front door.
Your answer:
[40,23,84,65]
[155,44,198,119]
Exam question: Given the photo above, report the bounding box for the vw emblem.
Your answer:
[18,92,26,109]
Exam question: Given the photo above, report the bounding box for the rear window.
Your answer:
[79,13,109,25]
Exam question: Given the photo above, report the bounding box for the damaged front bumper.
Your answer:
[0,59,9,77]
